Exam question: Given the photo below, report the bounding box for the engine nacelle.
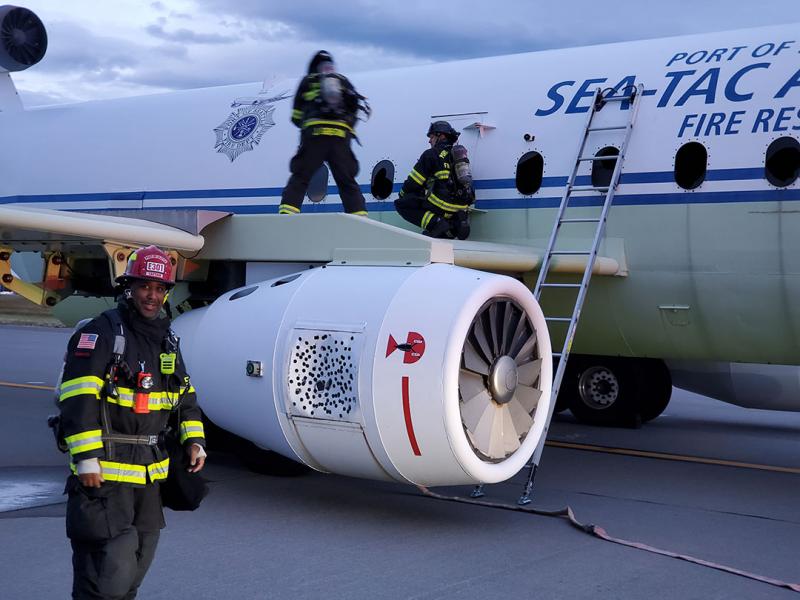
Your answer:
[174,263,552,486]
[0,6,47,73]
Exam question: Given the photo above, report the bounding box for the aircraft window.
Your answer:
[591,146,619,189]
[306,165,329,202]
[271,273,302,288]
[370,160,395,200]
[516,151,544,195]
[764,137,800,187]
[674,142,707,190]
[229,286,257,300]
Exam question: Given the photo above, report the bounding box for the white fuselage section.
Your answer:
[1,24,799,367]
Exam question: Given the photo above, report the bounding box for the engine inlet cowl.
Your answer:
[0,6,47,72]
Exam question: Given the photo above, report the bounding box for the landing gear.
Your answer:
[559,356,671,427]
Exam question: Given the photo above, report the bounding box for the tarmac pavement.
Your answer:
[1,325,798,599]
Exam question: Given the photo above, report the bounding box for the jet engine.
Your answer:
[173,263,552,486]
[0,6,47,72]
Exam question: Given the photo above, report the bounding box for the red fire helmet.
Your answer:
[116,245,175,286]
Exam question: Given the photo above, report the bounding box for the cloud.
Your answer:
[145,23,238,45]
[14,0,800,107]
[16,87,73,107]
[31,20,141,74]
[124,65,254,90]
[154,43,189,60]
[196,0,800,61]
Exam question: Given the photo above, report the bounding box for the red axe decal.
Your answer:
[386,331,426,364]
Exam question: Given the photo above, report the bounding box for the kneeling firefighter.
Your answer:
[58,245,206,599]
[395,120,475,239]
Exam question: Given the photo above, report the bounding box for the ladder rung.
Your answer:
[540,283,582,288]
[553,353,563,358]
[602,95,635,103]
[587,125,627,132]
[545,317,572,322]
[550,250,591,255]
[577,155,620,162]
[560,217,601,223]
[569,185,609,192]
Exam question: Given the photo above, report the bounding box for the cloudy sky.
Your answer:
[11,0,798,106]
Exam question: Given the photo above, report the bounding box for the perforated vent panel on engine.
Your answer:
[287,330,361,422]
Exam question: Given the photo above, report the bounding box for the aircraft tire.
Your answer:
[640,359,672,423]
[563,356,643,427]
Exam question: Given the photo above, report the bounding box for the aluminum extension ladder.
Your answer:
[473,84,645,504]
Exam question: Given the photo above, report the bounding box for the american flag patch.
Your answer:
[77,333,98,350]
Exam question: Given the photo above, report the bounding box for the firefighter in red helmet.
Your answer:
[58,245,206,599]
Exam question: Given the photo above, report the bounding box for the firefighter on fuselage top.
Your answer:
[395,121,475,239]
[59,245,206,599]
[280,50,370,216]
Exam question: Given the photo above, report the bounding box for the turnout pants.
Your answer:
[395,194,470,239]
[394,193,442,229]
[66,476,165,599]
[281,134,367,214]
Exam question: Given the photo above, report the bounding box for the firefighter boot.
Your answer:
[423,215,452,238]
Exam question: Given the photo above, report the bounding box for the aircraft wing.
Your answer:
[192,212,624,275]
[0,205,211,252]
[0,207,625,308]
[0,205,228,306]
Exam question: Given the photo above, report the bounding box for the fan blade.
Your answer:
[461,389,492,432]
[517,358,542,386]
[501,406,521,453]
[459,369,485,402]
[514,384,542,413]
[489,303,501,356]
[472,317,495,363]
[513,334,538,364]
[487,408,506,459]
[472,403,498,456]
[508,397,534,433]
[20,45,35,63]
[508,315,530,356]
[463,339,490,375]
[500,302,515,355]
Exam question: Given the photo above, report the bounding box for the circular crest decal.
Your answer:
[214,106,275,162]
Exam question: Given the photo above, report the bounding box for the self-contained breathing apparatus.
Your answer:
[450,143,475,207]
[314,72,371,123]
[48,311,186,453]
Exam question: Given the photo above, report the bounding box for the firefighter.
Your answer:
[280,50,369,216]
[59,245,206,599]
[395,121,474,239]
